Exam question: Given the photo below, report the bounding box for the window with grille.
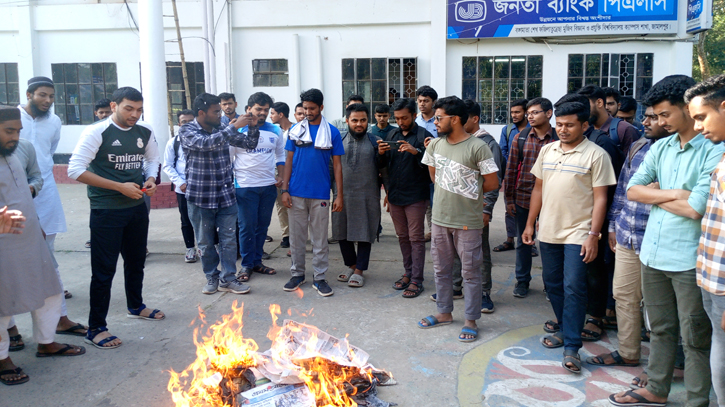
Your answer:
[462,56,543,125]
[51,63,118,125]
[567,53,654,99]
[341,58,417,115]
[166,62,205,125]
[253,59,289,87]
[0,63,20,106]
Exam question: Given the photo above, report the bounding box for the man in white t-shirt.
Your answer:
[232,92,286,281]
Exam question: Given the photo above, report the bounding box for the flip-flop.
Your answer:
[630,371,648,390]
[35,344,86,358]
[541,332,564,348]
[56,323,88,337]
[338,268,353,282]
[608,389,666,406]
[562,350,582,374]
[127,304,165,321]
[417,315,452,329]
[458,326,479,343]
[9,334,24,351]
[0,367,29,386]
[348,273,364,288]
[586,351,640,367]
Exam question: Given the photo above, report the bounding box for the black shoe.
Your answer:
[280,237,290,248]
[513,282,529,298]
[283,276,306,291]
[262,251,271,260]
[429,290,464,302]
[265,235,273,242]
[313,280,334,297]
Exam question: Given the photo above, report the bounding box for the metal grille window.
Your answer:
[253,59,289,87]
[51,63,118,125]
[567,53,654,99]
[0,63,19,105]
[167,62,205,125]
[462,56,543,125]
[341,58,417,115]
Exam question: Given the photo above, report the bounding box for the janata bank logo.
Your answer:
[455,0,487,22]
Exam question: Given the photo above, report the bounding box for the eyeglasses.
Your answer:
[526,110,544,117]
[434,115,454,122]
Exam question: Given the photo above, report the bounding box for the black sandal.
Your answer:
[9,334,23,352]
[493,241,515,252]
[581,317,604,341]
[562,349,582,374]
[402,283,424,298]
[392,276,410,290]
[543,320,560,333]
[253,264,276,275]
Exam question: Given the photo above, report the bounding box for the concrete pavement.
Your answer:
[3,184,712,406]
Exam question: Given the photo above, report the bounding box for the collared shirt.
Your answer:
[531,138,617,245]
[503,126,556,209]
[499,123,530,162]
[608,138,653,254]
[697,154,725,294]
[628,133,725,271]
[220,113,239,126]
[179,119,260,209]
[415,114,438,138]
[371,123,395,140]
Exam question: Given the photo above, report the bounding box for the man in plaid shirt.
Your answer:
[687,74,725,405]
[585,102,668,373]
[180,93,259,296]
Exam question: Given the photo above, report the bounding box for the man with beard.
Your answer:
[18,77,87,337]
[69,87,165,349]
[281,88,344,297]
[524,98,616,373]
[686,73,725,406]
[578,85,638,155]
[585,102,669,373]
[332,103,384,288]
[380,98,432,298]
[603,87,621,117]
[418,96,499,343]
[232,92,284,281]
[610,75,722,406]
[1,106,85,386]
[219,93,240,126]
[179,93,257,296]
[495,98,530,254]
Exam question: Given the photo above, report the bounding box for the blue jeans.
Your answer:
[514,204,533,284]
[187,202,238,283]
[540,242,588,352]
[236,185,277,269]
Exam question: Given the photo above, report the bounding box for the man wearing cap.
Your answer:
[0,105,85,386]
[18,77,87,338]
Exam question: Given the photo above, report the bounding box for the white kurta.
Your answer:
[18,106,67,235]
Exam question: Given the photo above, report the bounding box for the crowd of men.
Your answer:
[1,72,725,407]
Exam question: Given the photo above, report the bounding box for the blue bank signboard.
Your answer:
[447,0,678,38]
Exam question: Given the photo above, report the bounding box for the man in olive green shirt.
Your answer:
[418,96,498,343]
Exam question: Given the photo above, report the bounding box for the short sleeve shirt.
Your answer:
[422,136,498,230]
[531,138,617,245]
[285,123,344,200]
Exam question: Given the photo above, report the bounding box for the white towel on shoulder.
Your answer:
[287,116,333,150]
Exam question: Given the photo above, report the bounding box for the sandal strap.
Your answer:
[127,304,147,315]
[148,309,162,319]
[96,335,119,347]
[585,317,603,328]
[610,350,625,364]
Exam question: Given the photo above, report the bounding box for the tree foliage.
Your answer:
[693,0,725,80]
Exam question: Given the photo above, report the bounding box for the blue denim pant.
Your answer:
[236,185,277,269]
[187,202,238,284]
[540,242,588,352]
[514,204,533,284]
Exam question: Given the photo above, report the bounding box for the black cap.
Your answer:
[27,76,54,87]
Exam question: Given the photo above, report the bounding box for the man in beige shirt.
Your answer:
[522,97,616,374]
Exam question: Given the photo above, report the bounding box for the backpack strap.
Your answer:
[627,137,649,169]
[516,127,532,165]
[609,117,621,147]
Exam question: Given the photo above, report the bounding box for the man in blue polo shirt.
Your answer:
[281,89,345,297]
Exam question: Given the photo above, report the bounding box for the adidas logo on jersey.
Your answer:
[112,140,122,147]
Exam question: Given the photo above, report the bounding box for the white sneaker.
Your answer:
[185,247,199,263]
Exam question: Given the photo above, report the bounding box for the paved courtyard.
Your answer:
[3,184,713,406]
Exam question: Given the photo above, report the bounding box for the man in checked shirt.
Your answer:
[180,93,258,296]
[686,74,725,406]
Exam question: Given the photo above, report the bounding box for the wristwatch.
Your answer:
[280,189,290,195]
[588,231,602,240]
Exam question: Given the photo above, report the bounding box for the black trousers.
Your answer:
[176,193,196,249]
[89,204,148,330]
[339,240,372,271]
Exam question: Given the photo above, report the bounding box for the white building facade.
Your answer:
[0,0,696,157]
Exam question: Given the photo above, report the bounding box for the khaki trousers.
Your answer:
[275,187,289,238]
[612,243,643,360]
